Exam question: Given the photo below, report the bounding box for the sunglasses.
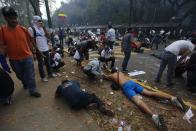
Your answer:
[38,20,42,22]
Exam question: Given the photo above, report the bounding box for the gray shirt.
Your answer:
[122,33,133,51]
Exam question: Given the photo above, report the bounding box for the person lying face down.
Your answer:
[104,69,188,130]
[83,58,103,79]
[55,79,114,116]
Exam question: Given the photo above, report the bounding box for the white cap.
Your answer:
[32,15,41,25]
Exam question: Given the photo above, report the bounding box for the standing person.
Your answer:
[155,39,196,86]
[28,16,57,82]
[121,28,134,72]
[0,6,41,97]
[58,27,64,49]
[106,25,116,49]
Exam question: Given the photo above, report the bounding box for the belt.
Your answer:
[164,50,176,56]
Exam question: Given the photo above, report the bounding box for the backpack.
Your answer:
[0,68,14,99]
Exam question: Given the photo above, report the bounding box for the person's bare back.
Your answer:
[107,72,128,87]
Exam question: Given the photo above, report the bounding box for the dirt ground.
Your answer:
[0,44,196,131]
[61,49,196,131]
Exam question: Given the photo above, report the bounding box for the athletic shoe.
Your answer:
[152,115,168,131]
[30,91,41,97]
[51,73,58,77]
[98,105,114,117]
[166,83,174,87]
[121,69,128,73]
[42,77,48,82]
[171,97,188,112]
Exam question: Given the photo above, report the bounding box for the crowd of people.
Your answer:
[0,6,196,131]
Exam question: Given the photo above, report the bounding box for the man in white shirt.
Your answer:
[155,39,196,86]
[106,25,116,49]
[28,16,57,82]
[83,59,103,79]
[99,45,115,69]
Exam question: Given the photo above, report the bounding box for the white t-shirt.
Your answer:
[101,49,113,59]
[106,28,116,42]
[165,40,195,56]
[53,53,61,66]
[28,26,49,52]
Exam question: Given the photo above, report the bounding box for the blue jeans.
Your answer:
[9,57,37,93]
[156,51,177,84]
[122,50,131,71]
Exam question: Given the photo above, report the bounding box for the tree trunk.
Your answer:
[26,0,31,25]
[44,0,53,28]
[28,0,41,15]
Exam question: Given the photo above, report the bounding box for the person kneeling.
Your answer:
[51,48,65,75]
[55,79,114,116]
[99,45,115,69]
[104,69,188,130]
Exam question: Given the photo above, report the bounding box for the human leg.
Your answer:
[36,53,46,79]
[122,50,131,71]
[131,95,167,130]
[9,59,27,88]
[22,57,41,97]
[167,55,177,85]
[155,58,167,82]
[42,51,53,76]
[141,89,187,112]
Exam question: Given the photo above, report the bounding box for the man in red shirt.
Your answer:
[0,6,41,97]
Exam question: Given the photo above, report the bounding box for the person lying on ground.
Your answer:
[83,58,103,80]
[0,67,14,105]
[55,79,114,116]
[99,45,115,69]
[104,69,188,130]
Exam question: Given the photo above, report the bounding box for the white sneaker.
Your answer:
[42,77,48,82]
[51,73,57,77]
[56,73,61,77]
[152,114,167,131]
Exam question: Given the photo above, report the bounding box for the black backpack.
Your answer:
[0,68,14,99]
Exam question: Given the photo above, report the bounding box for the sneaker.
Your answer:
[154,79,160,83]
[121,69,128,73]
[98,105,114,117]
[56,73,61,77]
[171,97,188,112]
[42,77,48,82]
[51,73,57,77]
[166,83,174,87]
[30,91,41,97]
[152,114,168,131]
[2,97,11,106]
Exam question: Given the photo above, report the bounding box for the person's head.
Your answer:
[108,25,112,29]
[111,68,118,73]
[55,79,70,98]
[127,27,132,33]
[1,6,18,28]
[32,15,42,27]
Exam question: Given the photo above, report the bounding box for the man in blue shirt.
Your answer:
[55,79,114,116]
[121,28,134,72]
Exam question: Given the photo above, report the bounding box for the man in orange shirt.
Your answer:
[0,6,41,97]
